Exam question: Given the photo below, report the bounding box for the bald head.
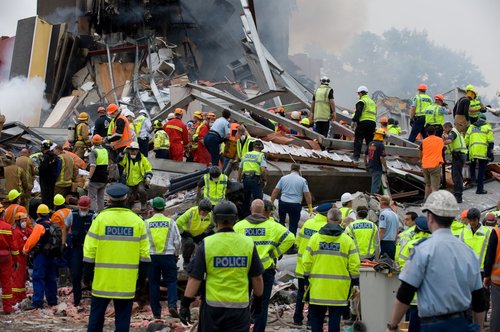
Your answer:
[20,148,30,157]
[250,199,265,215]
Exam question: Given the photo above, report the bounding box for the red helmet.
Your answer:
[97,106,106,113]
[77,196,91,209]
[418,84,427,91]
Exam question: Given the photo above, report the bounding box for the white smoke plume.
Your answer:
[0,76,50,126]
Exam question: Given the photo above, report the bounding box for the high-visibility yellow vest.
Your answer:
[134,115,146,137]
[345,219,378,259]
[234,217,294,270]
[446,128,468,155]
[302,230,360,306]
[313,84,332,122]
[154,130,170,150]
[387,125,401,136]
[451,220,465,237]
[295,214,327,277]
[204,232,255,308]
[145,214,172,255]
[241,151,264,175]
[237,137,254,159]
[395,225,415,261]
[424,103,445,126]
[202,174,228,205]
[83,207,151,299]
[119,154,153,187]
[108,114,133,150]
[359,95,377,122]
[465,123,494,160]
[469,99,481,118]
[414,94,433,117]
[339,207,353,220]
[460,225,492,270]
[95,147,109,165]
[191,122,205,150]
[175,206,213,237]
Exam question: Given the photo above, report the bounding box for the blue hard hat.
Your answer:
[415,216,428,231]
[316,203,333,215]
[106,183,130,200]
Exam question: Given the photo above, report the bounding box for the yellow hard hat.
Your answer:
[300,118,310,126]
[36,204,50,214]
[8,189,22,201]
[54,194,65,206]
[78,112,89,121]
[193,111,203,119]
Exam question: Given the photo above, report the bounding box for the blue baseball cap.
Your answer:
[415,216,429,231]
[106,183,130,201]
[316,203,333,215]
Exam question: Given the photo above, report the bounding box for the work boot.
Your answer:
[169,307,180,318]
[476,190,488,195]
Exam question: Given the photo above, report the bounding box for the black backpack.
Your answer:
[40,222,63,257]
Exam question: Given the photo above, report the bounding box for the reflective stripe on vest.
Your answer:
[166,124,183,132]
[203,174,228,205]
[492,228,500,285]
[424,104,445,126]
[95,147,109,166]
[237,137,253,159]
[134,115,146,137]
[313,84,332,122]
[56,154,72,187]
[347,219,377,259]
[205,232,254,308]
[154,130,170,150]
[460,225,492,270]
[415,94,433,117]
[466,124,493,160]
[145,214,172,255]
[109,114,133,150]
[339,207,353,220]
[359,95,377,122]
[469,99,481,118]
[241,151,264,175]
[447,128,467,154]
[191,122,205,149]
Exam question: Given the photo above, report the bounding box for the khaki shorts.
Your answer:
[423,166,441,190]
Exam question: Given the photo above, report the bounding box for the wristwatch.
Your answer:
[387,322,398,331]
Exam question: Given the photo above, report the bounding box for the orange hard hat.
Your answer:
[418,84,427,91]
[434,94,444,102]
[460,209,469,219]
[174,108,184,116]
[275,107,285,114]
[269,109,276,114]
[206,112,216,119]
[92,134,103,145]
[107,103,119,114]
[379,117,389,123]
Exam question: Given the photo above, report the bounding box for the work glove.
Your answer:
[250,295,263,317]
[308,204,313,215]
[180,296,194,325]
[84,179,90,190]
[144,177,151,187]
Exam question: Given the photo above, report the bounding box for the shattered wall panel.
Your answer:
[9,17,36,79]
[96,63,134,104]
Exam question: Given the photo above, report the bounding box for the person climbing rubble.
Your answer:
[164,108,189,161]
[152,119,170,159]
[73,112,92,159]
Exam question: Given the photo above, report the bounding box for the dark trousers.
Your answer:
[370,170,383,194]
[469,158,488,193]
[278,200,302,237]
[199,301,250,332]
[242,176,263,218]
[40,181,55,210]
[380,240,396,259]
[253,267,275,332]
[314,121,330,137]
[408,305,421,332]
[138,138,149,157]
[87,296,133,332]
[155,149,169,159]
[71,246,85,305]
[309,304,343,332]
[451,154,465,201]
[408,116,427,143]
[425,124,444,138]
[204,132,223,166]
[127,183,147,208]
[149,255,178,317]
[32,253,58,307]
[420,316,471,332]
[353,121,376,159]
[293,277,309,324]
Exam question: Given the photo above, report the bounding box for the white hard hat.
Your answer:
[421,190,459,218]
[167,113,175,120]
[340,192,353,204]
[139,109,148,115]
[123,109,134,118]
[128,142,140,150]
[357,86,368,93]
[320,76,330,83]
[291,111,302,120]
[341,110,350,116]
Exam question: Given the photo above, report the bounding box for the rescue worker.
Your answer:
[465,113,494,194]
[396,216,431,331]
[345,206,379,260]
[352,85,377,161]
[134,109,153,156]
[164,108,189,161]
[189,111,204,141]
[387,118,402,136]
[65,196,94,306]
[3,152,29,206]
[379,117,389,132]
[421,126,445,198]
[234,199,295,332]
[378,195,400,259]
[39,139,61,209]
[107,103,133,162]
[16,148,36,204]
[93,106,110,138]
[11,212,31,304]
[62,147,88,169]
[236,125,254,161]
[238,140,268,218]
[466,85,486,125]
[460,208,492,272]
[302,208,360,332]
[483,213,500,332]
[196,166,228,206]
[176,199,213,270]
[310,76,335,137]
[53,145,78,198]
[52,194,70,250]
[387,190,486,332]
[123,109,138,143]
[365,128,388,194]
[118,141,153,210]
[22,204,59,309]
[73,112,92,159]
[179,200,264,331]
[453,85,476,135]
[339,192,357,221]
[0,203,16,314]
[145,197,181,319]
[424,94,450,137]
[84,183,150,332]
[443,122,468,203]
[408,84,433,143]
[4,189,28,226]
[152,119,170,159]
[87,134,109,212]
[293,203,332,326]
[192,112,211,165]
[300,117,311,129]
[203,109,231,166]
[395,211,418,262]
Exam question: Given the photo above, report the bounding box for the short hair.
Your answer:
[426,125,436,135]
[405,211,418,221]
[222,109,231,119]
[380,195,391,206]
[443,122,453,128]
[291,163,300,171]
[429,211,453,228]
[356,206,368,219]
[327,208,341,223]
